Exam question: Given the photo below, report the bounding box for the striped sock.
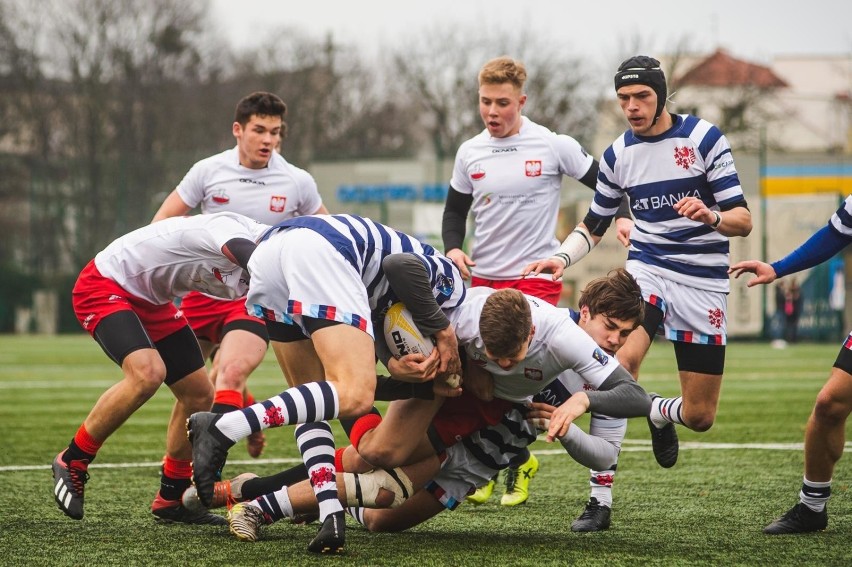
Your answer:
[254,487,294,523]
[800,477,831,512]
[347,506,365,525]
[214,381,340,442]
[296,421,344,522]
[651,396,685,427]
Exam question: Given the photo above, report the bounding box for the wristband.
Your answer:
[710,211,722,229]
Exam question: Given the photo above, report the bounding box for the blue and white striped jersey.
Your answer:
[590,114,748,292]
[830,195,852,237]
[262,214,466,319]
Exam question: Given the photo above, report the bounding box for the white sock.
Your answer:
[590,484,613,508]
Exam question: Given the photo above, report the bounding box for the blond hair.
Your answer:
[478,56,527,91]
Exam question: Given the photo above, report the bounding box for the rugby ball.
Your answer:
[383,303,435,359]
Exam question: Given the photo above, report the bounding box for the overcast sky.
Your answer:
[211,0,852,64]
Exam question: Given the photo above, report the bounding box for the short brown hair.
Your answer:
[234,91,287,128]
[479,289,532,357]
[478,56,527,91]
[578,268,644,327]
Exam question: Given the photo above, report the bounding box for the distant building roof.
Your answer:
[677,49,788,89]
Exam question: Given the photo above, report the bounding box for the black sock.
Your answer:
[211,402,240,413]
[65,441,96,464]
[241,464,309,500]
[160,476,191,501]
[339,406,381,439]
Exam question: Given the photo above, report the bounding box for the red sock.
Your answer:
[349,413,383,451]
[162,456,193,481]
[335,447,347,472]
[213,389,243,412]
[73,425,103,457]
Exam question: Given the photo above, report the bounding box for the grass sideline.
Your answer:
[1,335,849,566]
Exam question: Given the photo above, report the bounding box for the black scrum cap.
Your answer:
[614,55,667,122]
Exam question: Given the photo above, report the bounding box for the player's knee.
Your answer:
[338,390,377,419]
[217,357,253,390]
[686,413,715,432]
[358,443,404,470]
[126,358,167,396]
[812,390,850,426]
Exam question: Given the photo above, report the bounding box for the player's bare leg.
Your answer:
[215,329,268,456]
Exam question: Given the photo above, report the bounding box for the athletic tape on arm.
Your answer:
[552,226,595,268]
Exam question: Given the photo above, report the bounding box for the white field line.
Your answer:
[6,441,852,472]
[0,457,304,473]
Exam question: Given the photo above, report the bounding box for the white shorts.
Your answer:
[247,228,374,338]
[628,262,727,345]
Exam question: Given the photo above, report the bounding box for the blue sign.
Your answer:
[337,184,448,203]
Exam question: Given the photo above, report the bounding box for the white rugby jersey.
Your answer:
[94,212,267,305]
[590,114,747,292]
[176,147,323,225]
[450,117,593,279]
[445,287,618,402]
[261,214,466,318]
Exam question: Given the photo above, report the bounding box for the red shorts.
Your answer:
[430,390,514,449]
[471,276,561,306]
[72,261,187,342]
[180,292,259,343]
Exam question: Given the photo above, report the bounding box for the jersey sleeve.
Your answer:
[201,214,256,252]
[700,126,746,209]
[553,133,594,180]
[551,319,619,388]
[174,160,208,209]
[449,143,474,195]
[292,168,324,215]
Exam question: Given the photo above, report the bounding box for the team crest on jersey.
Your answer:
[674,146,696,170]
[708,307,723,329]
[435,273,455,297]
[470,165,486,181]
[592,347,609,366]
[212,189,230,204]
[525,160,542,177]
[270,195,287,213]
[524,367,543,381]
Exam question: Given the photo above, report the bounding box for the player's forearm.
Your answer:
[713,205,752,237]
[551,224,599,268]
[382,253,450,336]
[771,225,851,278]
[585,367,651,417]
